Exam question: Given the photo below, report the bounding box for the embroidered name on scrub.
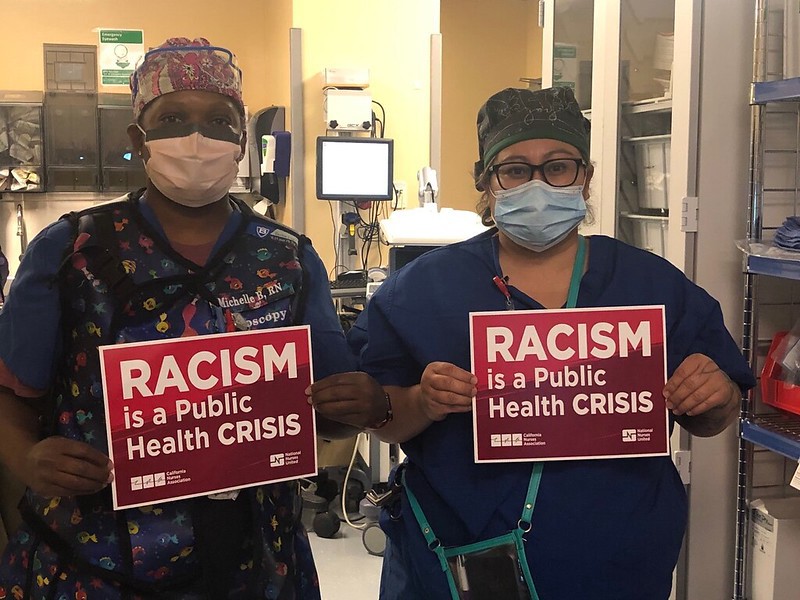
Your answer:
[218,282,287,308]
[245,310,289,328]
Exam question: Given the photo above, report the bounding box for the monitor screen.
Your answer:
[316,136,394,201]
[388,245,441,273]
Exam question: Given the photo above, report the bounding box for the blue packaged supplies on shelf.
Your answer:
[774,216,800,250]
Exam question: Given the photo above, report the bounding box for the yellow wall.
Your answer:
[0,0,531,274]
[0,0,291,112]
[292,0,440,272]
[440,0,542,211]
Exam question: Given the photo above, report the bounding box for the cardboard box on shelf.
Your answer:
[750,497,800,600]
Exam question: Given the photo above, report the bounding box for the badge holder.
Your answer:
[401,236,586,599]
[404,465,542,600]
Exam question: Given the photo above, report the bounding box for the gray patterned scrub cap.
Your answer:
[475,87,591,181]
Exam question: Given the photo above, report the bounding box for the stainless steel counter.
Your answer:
[0,191,121,287]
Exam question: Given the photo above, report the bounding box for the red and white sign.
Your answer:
[100,326,316,509]
[470,306,669,462]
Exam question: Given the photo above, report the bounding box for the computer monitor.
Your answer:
[316,136,394,201]
[388,244,441,273]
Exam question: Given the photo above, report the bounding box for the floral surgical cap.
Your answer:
[130,37,243,120]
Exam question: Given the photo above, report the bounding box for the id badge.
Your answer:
[445,538,532,600]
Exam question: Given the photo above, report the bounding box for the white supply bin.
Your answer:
[632,135,670,211]
[619,212,668,258]
[768,7,785,77]
[786,0,800,79]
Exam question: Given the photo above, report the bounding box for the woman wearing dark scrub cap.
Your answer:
[310,86,755,600]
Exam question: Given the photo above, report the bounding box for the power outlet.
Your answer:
[394,180,407,209]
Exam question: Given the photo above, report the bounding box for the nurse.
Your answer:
[0,37,384,599]
[311,87,756,599]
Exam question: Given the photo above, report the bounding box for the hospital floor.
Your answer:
[309,522,384,599]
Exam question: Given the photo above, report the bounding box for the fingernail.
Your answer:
[304,386,311,395]
[107,471,114,484]
[307,397,313,405]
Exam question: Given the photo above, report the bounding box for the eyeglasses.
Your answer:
[489,158,586,190]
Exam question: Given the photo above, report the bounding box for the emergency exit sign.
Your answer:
[98,29,144,86]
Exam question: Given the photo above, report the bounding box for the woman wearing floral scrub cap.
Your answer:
[0,37,384,599]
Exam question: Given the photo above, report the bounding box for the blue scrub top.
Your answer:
[351,231,755,600]
[0,197,355,393]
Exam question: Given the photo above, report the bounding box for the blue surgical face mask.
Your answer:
[492,179,587,252]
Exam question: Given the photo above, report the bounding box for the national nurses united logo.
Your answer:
[621,428,653,443]
[270,453,285,467]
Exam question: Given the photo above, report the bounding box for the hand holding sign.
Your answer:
[418,362,477,422]
[307,372,388,429]
[25,437,113,498]
[663,353,739,424]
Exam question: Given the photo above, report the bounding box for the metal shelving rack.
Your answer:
[733,0,800,597]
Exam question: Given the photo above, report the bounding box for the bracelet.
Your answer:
[367,392,393,430]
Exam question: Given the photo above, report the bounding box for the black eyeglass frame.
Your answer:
[488,158,587,190]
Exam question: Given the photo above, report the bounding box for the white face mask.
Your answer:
[139,124,242,208]
[492,179,587,252]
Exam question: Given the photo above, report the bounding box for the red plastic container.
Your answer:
[761,331,800,415]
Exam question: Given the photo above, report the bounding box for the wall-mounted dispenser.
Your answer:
[248,106,291,204]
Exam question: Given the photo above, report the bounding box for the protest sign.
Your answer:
[470,306,669,462]
[100,326,315,509]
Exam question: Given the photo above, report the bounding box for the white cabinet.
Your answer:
[542,0,700,273]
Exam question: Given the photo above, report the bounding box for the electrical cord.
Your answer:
[341,432,367,530]
[371,200,385,267]
[354,200,384,271]
[370,112,384,139]
[372,100,386,137]
[327,200,351,280]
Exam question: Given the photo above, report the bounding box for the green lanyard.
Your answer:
[566,235,585,310]
[494,235,585,311]
[403,235,587,599]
